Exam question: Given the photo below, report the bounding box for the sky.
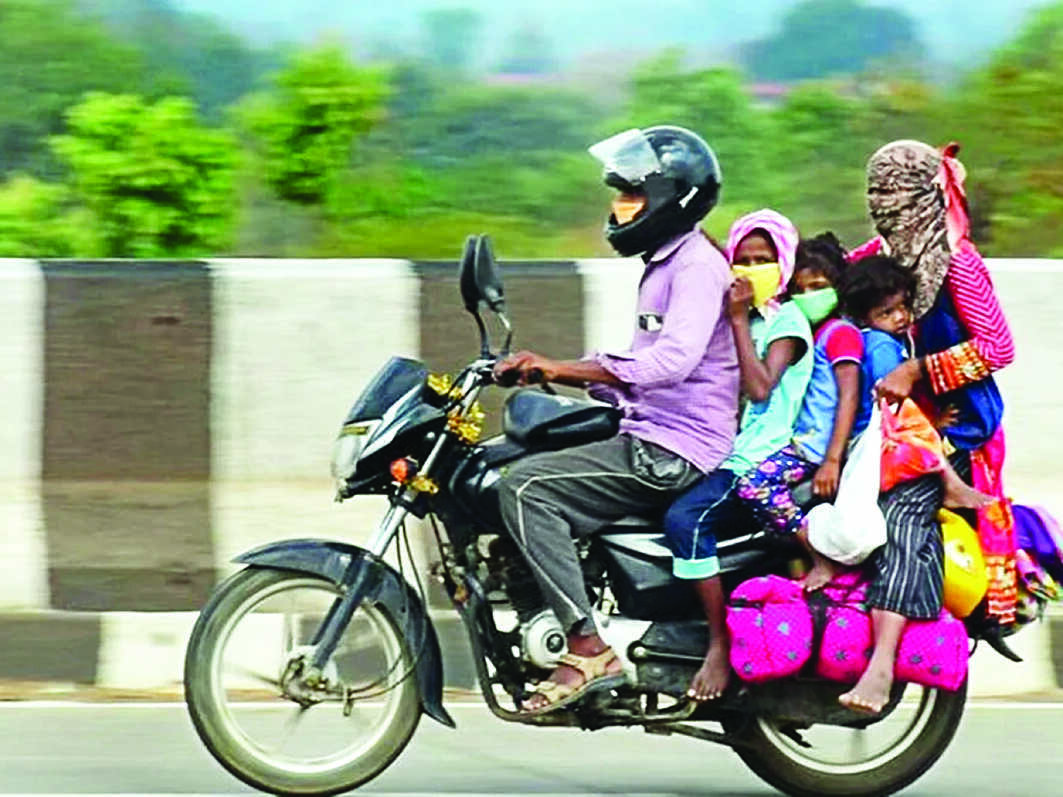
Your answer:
[171,0,1052,68]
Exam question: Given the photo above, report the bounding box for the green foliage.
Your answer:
[51,93,236,257]
[941,3,1063,255]
[0,0,145,175]
[2,1,1063,259]
[395,80,602,166]
[239,46,390,205]
[0,175,98,257]
[744,0,925,82]
[624,54,775,202]
[87,0,282,118]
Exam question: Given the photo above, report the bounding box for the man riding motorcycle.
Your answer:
[493,125,738,714]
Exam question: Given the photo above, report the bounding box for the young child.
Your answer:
[839,255,990,510]
[735,233,863,590]
[664,209,814,702]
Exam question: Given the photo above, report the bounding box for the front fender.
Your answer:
[234,539,455,728]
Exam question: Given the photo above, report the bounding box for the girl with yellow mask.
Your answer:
[663,208,813,703]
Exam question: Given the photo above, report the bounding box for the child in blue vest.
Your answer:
[735,233,864,590]
[839,255,989,509]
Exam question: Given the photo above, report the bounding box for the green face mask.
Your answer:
[792,286,838,324]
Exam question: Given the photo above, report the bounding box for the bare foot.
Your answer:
[942,470,994,510]
[800,552,836,592]
[687,641,730,702]
[839,662,893,714]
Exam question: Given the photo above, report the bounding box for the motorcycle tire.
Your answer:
[185,567,421,796]
[727,679,966,797]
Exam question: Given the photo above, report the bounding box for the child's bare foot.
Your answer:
[800,552,836,592]
[839,662,893,714]
[687,641,730,702]
[942,470,994,510]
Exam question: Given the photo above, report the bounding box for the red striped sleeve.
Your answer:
[945,246,1016,372]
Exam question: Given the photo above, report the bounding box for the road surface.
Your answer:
[0,701,1059,795]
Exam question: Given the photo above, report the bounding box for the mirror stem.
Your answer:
[473,311,491,359]
[498,313,513,358]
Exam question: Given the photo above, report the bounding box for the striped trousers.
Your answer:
[867,452,971,619]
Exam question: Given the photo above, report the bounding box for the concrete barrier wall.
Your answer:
[0,256,1060,694]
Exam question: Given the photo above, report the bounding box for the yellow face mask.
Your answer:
[731,262,782,308]
[612,195,646,224]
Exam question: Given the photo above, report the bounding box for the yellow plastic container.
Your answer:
[939,508,988,618]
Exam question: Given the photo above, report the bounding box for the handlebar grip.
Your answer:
[494,368,522,387]
[525,367,545,385]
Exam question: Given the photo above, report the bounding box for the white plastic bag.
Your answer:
[805,405,887,566]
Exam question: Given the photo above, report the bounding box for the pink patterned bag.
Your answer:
[813,572,873,683]
[728,573,969,691]
[895,610,969,691]
[727,575,813,683]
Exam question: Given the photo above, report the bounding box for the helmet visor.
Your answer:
[589,128,662,187]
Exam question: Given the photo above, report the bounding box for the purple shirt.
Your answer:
[590,230,739,473]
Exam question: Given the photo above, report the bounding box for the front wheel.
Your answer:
[730,681,966,797]
[184,567,421,796]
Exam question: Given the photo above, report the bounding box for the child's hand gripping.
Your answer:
[813,457,841,499]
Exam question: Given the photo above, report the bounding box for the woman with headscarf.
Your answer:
[663,209,814,702]
[841,140,1016,713]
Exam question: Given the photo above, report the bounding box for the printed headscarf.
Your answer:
[725,208,800,312]
[866,139,971,320]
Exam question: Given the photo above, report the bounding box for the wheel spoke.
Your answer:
[190,570,419,787]
[270,705,312,755]
[225,664,282,690]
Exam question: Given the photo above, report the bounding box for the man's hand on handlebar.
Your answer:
[493,352,625,390]
[493,350,559,386]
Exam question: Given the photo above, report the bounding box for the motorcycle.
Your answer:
[186,234,1005,797]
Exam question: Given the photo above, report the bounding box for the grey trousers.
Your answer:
[497,434,700,634]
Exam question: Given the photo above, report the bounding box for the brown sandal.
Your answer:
[520,649,626,715]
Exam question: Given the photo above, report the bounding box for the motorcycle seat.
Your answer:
[603,478,820,537]
[502,389,621,450]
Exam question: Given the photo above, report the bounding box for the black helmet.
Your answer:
[590,125,722,257]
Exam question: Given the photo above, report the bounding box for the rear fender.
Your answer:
[234,539,455,728]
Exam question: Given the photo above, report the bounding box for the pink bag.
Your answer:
[727,575,813,683]
[813,572,873,683]
[727,573,969,691]
[895,610,969,691]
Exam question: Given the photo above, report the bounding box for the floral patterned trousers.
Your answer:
[735,445,817,536]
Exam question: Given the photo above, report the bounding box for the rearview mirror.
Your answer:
[459,235,480,313]
[457,233,506,314]
[457,233,511,358]
[474,235,506,313]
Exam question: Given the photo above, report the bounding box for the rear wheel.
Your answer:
[184,567,420,796]
[730,681,966,797]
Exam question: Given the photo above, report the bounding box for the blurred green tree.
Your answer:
[744,0,925,82]
[51,93,236,256]
[623,52,774,204]
[767,78,939,244]
[238,45,390,205]
[0,0,144,176]
[88,0,282,119]
[942,3,1063,256]
[0,175,97,257]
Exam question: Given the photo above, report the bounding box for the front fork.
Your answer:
[308,368,485,674]
[307,501,412,672]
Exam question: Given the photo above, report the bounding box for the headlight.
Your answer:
[330,421,378,489]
